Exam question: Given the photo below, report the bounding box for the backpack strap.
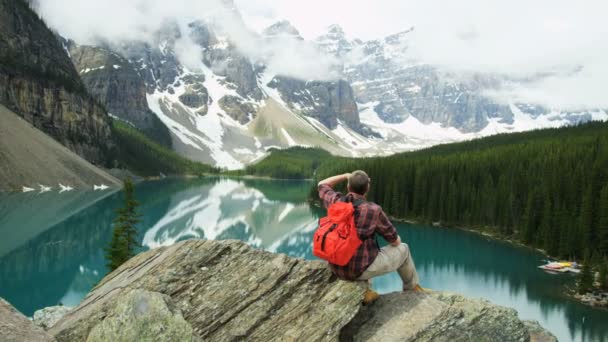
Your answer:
[342,197,376,242]
[352,198,365,207]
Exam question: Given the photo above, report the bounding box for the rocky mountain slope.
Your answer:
[67,42,172,147]
[0,239,554,341]
[0,104,120,191]
[318,25,608,138]
[0,0,113,165]
[21,0,606,170]
[97,18,382,169]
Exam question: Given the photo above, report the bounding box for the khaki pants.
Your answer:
[357,243,419,290]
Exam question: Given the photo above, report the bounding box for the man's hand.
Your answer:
[390,235,402,247]
[318,173,351,188]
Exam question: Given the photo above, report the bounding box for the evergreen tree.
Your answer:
[599,185,608,256]
[578,186,594,249]
[105,178,141,271]
[599,262,608,291]
[308,121,608,258]
[578,251,594,294]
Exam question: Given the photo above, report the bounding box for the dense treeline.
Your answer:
[112,120,219,177]
[313,122,608,260]
[229,147,332,179]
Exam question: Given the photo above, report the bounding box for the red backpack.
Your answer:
[313,199,364,266]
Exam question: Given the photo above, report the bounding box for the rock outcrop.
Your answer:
[341,292,557,341]
[268,77,364,133]
[49,239,365,341]
[43,239,555,341]
[0,0,113,165]
[33,306,72,330]
[0,298,54,342]
[68,43,172,147]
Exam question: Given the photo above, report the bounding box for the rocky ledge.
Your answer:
[2,240,556,341]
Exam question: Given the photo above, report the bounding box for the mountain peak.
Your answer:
[263,20,302,39]
[316,24,351,56]
[326,24,345,36]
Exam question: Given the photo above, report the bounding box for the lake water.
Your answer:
[0,178,606,341]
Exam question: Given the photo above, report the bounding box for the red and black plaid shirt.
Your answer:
[318,183,399,280]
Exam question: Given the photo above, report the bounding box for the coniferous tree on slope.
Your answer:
[105,178,141,271]
[578,251,594,294]
[599,185,608,257]
[308,121,608,260]
[599,262,608,291]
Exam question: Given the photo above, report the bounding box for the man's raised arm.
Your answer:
[318,173,351,188]
[318,173,351,208]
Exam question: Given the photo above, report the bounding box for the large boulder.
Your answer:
[47,239,555,341]
[341,292,557,342]
[49,239,366,341]
[0,298,55,342]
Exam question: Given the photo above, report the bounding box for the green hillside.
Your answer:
[228,146,332,179]
[111,119,218,177]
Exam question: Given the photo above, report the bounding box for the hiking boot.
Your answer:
[362,288,380,305]
[404,284,428,292]
[413,284,427,292]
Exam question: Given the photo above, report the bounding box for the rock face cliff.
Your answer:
[267,77,362,132]
[67,42,172,147]
[41,239,555,342]
[0,0,113,165]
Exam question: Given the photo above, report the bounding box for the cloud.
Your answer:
[235,0,608,109]
[35,0,608,108]
[35,0,341,81]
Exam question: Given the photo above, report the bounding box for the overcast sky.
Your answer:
[36,0,608,109]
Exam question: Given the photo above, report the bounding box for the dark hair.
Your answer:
[348,170,370,195]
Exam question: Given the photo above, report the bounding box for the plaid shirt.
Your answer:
[318,183,399,280]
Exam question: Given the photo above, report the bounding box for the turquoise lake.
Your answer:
[0,178,606,341]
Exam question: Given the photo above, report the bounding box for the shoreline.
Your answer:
[390,216,549,257]
[389,216,608,309]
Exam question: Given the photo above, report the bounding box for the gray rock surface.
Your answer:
[45,239,556,341]
[49,239,366,341]
[33,306,72,330]
[341,291,549,342]
[68,43,172,147]
[219,95,257,124]
[85,289,193,342]
[268,76,367,134]
[0,297,55,342]
[524,320,558,342]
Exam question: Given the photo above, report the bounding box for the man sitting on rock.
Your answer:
[318,170,422,304]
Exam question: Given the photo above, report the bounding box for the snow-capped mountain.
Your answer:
[60,2,607,169]
[318,25,607,137]
[85,16,385,169]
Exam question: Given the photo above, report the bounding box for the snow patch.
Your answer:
[80,65,105,74]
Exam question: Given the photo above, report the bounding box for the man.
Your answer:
[318,170,421,304]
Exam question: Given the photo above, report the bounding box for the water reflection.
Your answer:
[0,178,606,341]
[142,179,317,250]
